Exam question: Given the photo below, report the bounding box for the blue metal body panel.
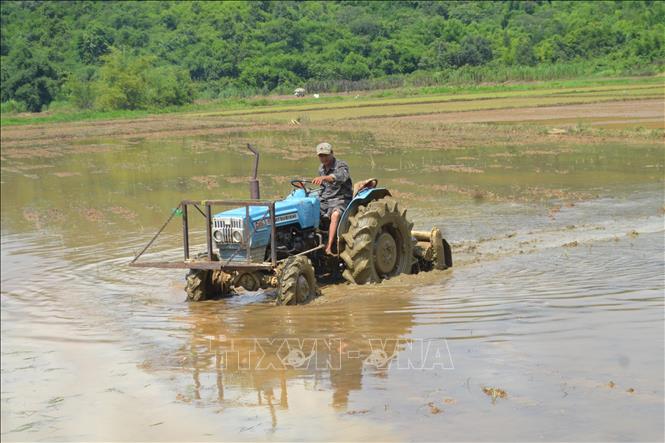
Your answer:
[214,189,319,253]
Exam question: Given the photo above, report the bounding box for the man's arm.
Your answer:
[313,161,349,185]
[330,161,350,183]
[312,175,334,186]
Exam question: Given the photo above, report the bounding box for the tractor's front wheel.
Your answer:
[276,256,319,305]
[340,197,413,284]
[185,253,233,301]
[185,268,234,301]
[185,268,211,301]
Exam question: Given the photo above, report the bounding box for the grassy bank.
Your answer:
[1,75,663,127]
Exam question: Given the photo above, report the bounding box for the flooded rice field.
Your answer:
[1,106,664,441]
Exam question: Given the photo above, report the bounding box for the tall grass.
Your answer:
[302,60,663,94]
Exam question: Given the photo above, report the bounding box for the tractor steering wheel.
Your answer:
[290,179,321,196]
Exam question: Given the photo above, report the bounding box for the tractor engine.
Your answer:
[274,227,319,260]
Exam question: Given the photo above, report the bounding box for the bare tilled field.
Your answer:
[2,96,662,150]
[391,98,664,127]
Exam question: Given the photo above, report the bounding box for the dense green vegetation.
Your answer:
[1,1,663,113]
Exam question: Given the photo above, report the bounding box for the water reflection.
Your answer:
[176,291,418,420]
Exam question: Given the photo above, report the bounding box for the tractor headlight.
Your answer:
[232,230,244,243]
[212,217,244,244]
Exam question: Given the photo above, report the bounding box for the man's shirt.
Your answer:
[318,158,353,204]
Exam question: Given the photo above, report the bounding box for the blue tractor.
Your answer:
[131,145,451,305]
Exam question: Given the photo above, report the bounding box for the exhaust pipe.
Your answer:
[247,144,260,199]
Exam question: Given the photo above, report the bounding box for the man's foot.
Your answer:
[325,247,336,256]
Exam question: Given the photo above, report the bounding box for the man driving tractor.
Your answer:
[131,142,451,304]
[311,142,353,255]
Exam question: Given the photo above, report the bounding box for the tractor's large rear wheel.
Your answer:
[276,255,318,305]
[340,197,413,284]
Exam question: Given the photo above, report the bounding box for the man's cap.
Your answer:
[316,142,332,155]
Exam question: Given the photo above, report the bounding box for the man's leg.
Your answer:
[325,209,341,255]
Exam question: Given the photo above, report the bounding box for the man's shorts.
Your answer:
[320,198,349,218]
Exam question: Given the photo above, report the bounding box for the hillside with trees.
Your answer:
[1,1,663,112]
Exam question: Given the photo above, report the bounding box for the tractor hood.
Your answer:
[213,188,319,231]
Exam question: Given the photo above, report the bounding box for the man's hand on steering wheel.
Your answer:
[312,175,334,186]
[290,179,322,195]
[291,179,307,189]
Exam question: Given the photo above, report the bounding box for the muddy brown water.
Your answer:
[1,123,664,441]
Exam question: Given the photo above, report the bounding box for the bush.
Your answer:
[65,68,97,109]
[144,65,193,106]
[92,48,194,110]
[1,99,28,114]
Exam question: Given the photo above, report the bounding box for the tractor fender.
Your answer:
[337,188,392,238]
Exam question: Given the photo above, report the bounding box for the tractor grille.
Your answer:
[213,217,243,243]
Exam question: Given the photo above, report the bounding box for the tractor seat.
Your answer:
[353,178,378,197]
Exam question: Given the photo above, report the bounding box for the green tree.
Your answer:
[434,36,493,68]
[1,44,60,112]
[339,53,371,81]
[93,48,193,110]
[94,48,151,110]
[76,23,113,64]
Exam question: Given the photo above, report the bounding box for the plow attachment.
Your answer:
[412,227,452,271]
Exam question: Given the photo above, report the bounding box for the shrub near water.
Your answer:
[69,49,194,111]
[0,99,28,114]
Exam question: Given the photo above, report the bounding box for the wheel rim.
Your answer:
[374,231,398,275]
[296,274,310,302]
